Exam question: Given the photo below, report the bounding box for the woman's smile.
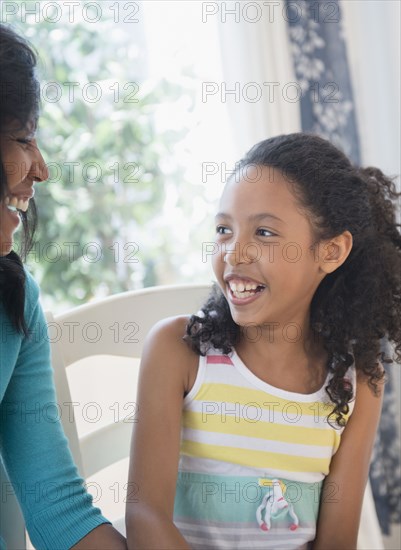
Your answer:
[2,192,34,232]
[0,128,47,256]
[4,192,34,212]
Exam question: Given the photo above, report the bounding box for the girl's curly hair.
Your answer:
[185,133,401,427]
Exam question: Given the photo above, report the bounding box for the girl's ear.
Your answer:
[318,230,353,275]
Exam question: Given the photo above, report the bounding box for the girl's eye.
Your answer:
[216,225,232,235]
[256,228,276,237]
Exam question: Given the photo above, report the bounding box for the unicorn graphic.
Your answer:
[256,478,299,532]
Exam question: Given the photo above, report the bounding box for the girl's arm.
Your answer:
[312,366,385,550]
[125,316,195,549]
[72,524,127,549]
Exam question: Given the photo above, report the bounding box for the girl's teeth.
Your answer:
[229,281,260,293]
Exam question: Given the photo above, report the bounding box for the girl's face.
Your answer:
[0,122,48,256]
[212,165,326,329]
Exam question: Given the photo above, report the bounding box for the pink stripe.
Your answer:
[206,355,233,365]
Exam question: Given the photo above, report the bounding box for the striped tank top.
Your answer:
[173,347,356,549]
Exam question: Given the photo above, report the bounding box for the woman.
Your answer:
[0,24,126,549]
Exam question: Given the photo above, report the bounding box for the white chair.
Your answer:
[45,283,212,481]
[43,283,211,536]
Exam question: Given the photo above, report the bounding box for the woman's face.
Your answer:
[0,122,48,256]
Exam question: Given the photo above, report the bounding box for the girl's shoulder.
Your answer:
[141,315,200,394]
[146,314,194,352]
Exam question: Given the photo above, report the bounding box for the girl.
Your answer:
[126,133,401,549]
[0,25,126,549]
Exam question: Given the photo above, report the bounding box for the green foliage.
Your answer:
[12,8,209,311]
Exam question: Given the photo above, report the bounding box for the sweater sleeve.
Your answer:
[0,272,110,549]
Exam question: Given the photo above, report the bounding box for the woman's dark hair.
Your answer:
[185,133,401,427]
[0,24,40,334]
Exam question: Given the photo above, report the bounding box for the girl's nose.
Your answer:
[223,247,238,266]
[223,241,259,265]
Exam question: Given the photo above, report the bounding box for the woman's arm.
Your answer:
[0,274,125,549]
[312,366,385,550]
[125,316,196,549]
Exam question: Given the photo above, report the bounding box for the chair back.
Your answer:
[45,284,212,478]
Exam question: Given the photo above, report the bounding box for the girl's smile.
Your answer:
[224,274,267,304]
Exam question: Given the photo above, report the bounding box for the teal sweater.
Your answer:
[0,270,109,549]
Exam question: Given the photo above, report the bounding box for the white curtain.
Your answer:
[341,0,401,183]
[215,0,301,159]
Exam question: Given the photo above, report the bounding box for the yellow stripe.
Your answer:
[183,410,340,448]
[193,383,344,419]
[181,440,330,475]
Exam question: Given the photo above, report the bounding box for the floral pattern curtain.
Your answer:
[285,0,400,534]
[371,338,401,533]
[285,0,360,164]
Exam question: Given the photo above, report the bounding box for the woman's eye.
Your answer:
[216,225,231,235]
[16,138,32,145]
[256,228,276,237]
